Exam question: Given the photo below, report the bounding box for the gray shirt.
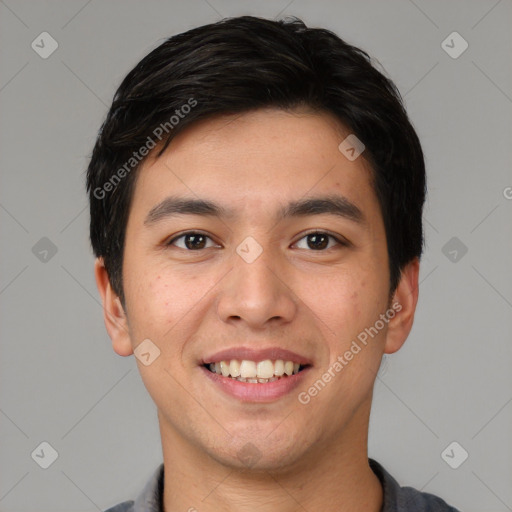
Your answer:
[104,458,461,512]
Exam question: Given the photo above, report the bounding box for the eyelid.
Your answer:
[292,229,350,248]
[165,230,220,248]
[165,229,350,250]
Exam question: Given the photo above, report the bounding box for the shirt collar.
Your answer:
[132,463,164,512]
[131,458,400,512]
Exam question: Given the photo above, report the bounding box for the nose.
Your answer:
[216,246,297,329]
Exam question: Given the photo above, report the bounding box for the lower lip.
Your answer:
[200,366,310,402]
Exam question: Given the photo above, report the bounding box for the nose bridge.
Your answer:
[216,238,297,327]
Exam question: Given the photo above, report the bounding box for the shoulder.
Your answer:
[396,485,461,511]
[103,501,134,512]
[369,459,461,512]
[103,463,164,512]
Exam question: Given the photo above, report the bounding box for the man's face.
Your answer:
[113,109,398,470]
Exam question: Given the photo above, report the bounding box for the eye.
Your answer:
[166,231,219,250]
[294,231,346,251]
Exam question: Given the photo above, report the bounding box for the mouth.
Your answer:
[200,347,312,402]
[203,359,309,383]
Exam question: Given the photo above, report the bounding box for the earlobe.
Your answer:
[383,258,420,355]
[94,258,133,357]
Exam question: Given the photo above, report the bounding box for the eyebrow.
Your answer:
[144,196,232,225]
[144,194,365,226]
[279,195,365,224]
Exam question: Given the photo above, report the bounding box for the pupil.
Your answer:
[308,233,328,250]
[186,234,206,250]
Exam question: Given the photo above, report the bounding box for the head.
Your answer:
[88,16,425,471]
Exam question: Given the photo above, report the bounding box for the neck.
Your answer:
[159,397,382,512]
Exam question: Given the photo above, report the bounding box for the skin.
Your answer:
[95,108,419,512]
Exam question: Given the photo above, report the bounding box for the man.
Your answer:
[87,15,461,512]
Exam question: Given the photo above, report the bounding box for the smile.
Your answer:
[200,347,313,402]
[205,359,306,383]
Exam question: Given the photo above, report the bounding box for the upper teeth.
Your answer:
[209,359,301,379]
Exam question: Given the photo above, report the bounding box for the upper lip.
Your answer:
[202,347,312,365]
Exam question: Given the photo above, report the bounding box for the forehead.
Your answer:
[130,108,380,223]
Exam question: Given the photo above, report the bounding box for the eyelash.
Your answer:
[165,230,348,251]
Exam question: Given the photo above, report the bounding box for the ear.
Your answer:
[384,258,420,354]
[94,257,133,356]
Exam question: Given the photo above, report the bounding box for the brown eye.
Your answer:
[306,233,329,250]
[294,232,345,251]
[167,232,217,250]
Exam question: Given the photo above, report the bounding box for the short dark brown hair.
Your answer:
[86,15,426,305]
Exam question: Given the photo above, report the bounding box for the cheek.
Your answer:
[123,268,175,342]
[302,269,373,328]
[302,269,387,359]
[126,267,216,343]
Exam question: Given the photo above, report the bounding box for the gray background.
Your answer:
[1,0,511,510]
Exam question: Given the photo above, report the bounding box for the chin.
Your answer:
[208,432,311,473]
